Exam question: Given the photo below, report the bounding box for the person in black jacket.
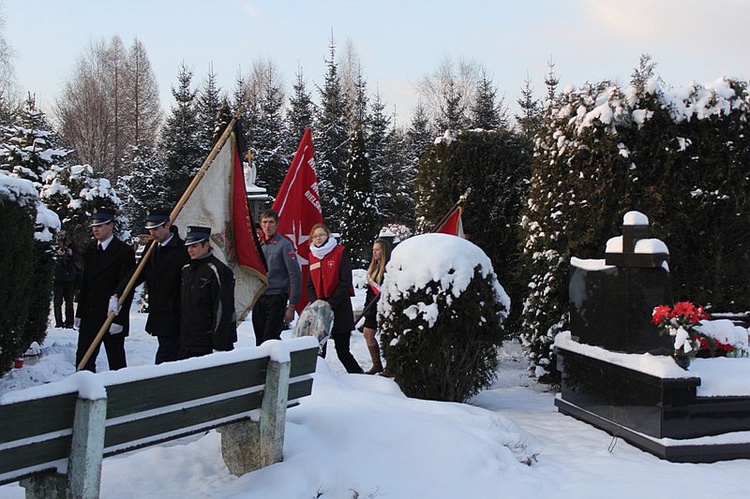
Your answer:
[136,208,191,364]
[179,226,237,359]
[75,207,135,372]
[52,226,81,328]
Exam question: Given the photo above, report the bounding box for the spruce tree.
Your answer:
[316,36,350,229]
[196,64,223,155]
[116,144,167,233]
[340,122,377,268]
[287,68,317,142]
[0,95,69,188]
[158,62,203,206]
[469,69,507,130]
[366,90,391,226]
[248,59,288,198]
[516,73,541,139]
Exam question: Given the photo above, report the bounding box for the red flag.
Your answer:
[435,205,465,237]
[175,125,267,321]
[272,127,323,314]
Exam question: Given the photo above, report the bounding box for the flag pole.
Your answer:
[429,187,472,233]
[76,112,242,371]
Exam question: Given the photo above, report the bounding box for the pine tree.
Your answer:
[515,73,541,139]
[437,79,468,132]
[158,62,203,206]
[366,90,391,226]
[287,67,317,141]
[0,94,69,188]
[116,144,167,234]
[245,59,288,197]
[196,64,223,155]
[469,69,507,130]
[316,36,350,229]
[340,122,377,268]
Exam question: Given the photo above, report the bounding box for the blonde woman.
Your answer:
[361,238,392,374]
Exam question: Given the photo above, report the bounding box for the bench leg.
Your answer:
[20,396,106,499]
[218,420,262,475]
[219,358,291,476]
[20,472,67,499]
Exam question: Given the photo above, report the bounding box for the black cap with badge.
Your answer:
[145,208,171,229]
[89,207,116,227]
[184,226,211,245]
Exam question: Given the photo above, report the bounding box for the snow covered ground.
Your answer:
[1,294,749,499]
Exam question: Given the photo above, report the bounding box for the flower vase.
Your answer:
[672,348,690,370]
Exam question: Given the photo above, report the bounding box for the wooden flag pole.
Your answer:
[429,187,472,233]
[76,113,241,371]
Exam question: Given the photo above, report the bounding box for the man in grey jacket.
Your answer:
[252,209,302,345]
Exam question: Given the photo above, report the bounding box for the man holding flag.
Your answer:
[271,127,323,315]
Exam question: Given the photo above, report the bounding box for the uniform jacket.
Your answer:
[76,237,136,337]
[307,244,355,337]
[137,233,191,337]
[180,253,237,352]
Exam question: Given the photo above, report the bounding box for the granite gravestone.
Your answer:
[569,211,673,354]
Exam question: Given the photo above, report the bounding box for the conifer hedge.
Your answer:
[0,198,36,374]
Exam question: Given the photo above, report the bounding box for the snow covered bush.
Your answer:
[379,233,510,402]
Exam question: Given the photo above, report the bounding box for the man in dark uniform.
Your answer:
[179,226,237,359]
[74,207,136,372]
[136,208,190,364]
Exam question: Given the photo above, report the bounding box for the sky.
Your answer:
[2,232,750,498]
[4,0,750,127]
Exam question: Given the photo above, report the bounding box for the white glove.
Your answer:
[109,323,124,334]
[108,295,121,315]
[74,317,81,329]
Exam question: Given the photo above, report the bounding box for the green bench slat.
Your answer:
[105,357,270,419]
[0,392,78,443]
[288,378,314,401]
[289,348,318,378]
[0,435,71,483]
[103,391,265,453]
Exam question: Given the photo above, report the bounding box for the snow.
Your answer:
[2,284,749,498]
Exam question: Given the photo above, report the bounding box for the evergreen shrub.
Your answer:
[0,198,35,374]
[379,234,509,402]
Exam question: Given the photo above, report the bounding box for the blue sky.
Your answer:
[4,0,750,126]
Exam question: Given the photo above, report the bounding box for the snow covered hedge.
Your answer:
[521,76,750,383]
[379,233,510,402]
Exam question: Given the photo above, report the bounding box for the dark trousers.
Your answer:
[251,294,288,346]
[177,346,212,360]
[53,280,76,327]
[155,335,180,364]
[321,333,363,374]
[76,330,127,373]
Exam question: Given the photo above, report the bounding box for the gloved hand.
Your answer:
[108,295,121,315]
[109,323,124,334]
[74,317,81,329]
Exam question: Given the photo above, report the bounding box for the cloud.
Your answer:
[583,0,750,44]
[237,0,261,19]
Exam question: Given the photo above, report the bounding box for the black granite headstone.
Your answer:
[569,213,673,354]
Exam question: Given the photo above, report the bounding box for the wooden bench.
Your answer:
[0,336,319,498]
